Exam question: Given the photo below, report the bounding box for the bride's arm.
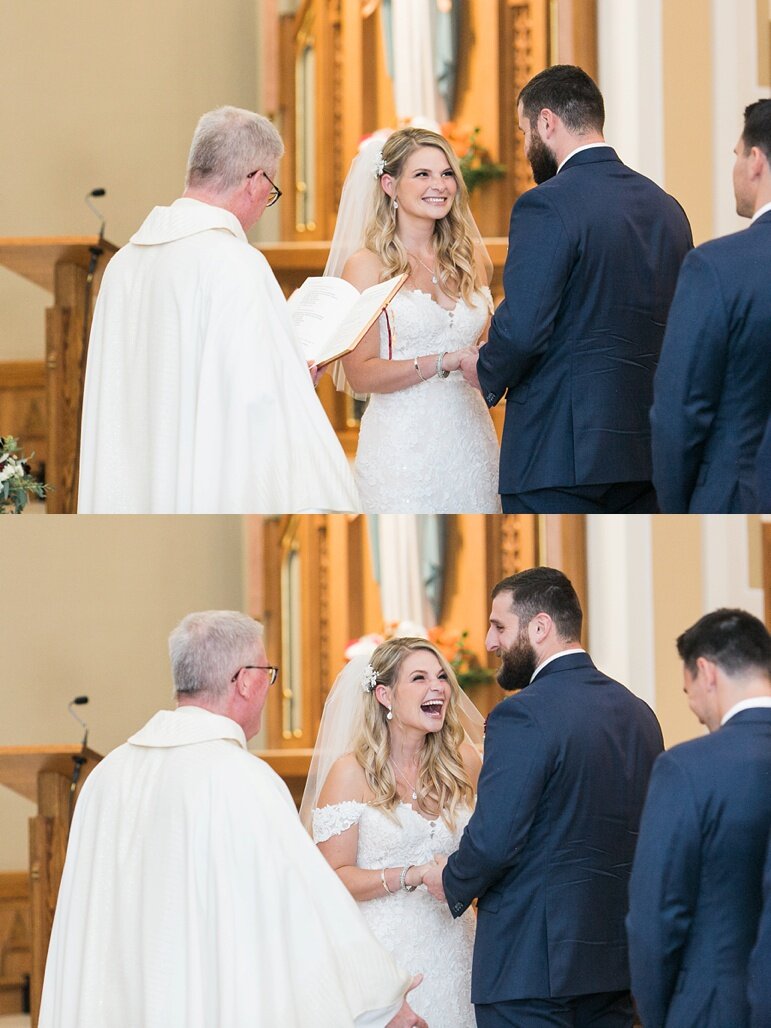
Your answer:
[316,755,426,901]
[340,250,467,394]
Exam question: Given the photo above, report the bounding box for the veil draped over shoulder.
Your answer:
[324,130,493,397]
[298,652,486,833]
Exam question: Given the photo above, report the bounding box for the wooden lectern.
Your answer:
[0,744,102,1026]
[0,237,117,513]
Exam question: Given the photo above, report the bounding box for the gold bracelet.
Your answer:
[381,867,395,895]
[414,356,428,382]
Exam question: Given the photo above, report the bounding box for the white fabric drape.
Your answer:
[40,707,410,1028]
[78,198,359,514]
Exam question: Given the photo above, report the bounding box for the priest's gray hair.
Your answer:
[169,610,265,698]
[185,106,284,193]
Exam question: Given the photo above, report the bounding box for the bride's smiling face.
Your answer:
[387,649,452,734]
[385,145,458,222]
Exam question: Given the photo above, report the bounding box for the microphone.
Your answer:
[84,188,106,241]
[68,695,89,748]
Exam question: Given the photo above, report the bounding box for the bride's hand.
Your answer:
[406,862,432,888]
[440,347,475,374]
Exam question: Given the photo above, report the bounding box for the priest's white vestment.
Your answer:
[40,707,410,1028]
[78,198,359,513]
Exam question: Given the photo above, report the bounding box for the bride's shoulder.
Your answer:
[341,248,384,288]
[318,752,372,807]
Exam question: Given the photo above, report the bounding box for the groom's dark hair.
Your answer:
[493,567,583,642]
[741,99,771,160]
[519,65,605,135]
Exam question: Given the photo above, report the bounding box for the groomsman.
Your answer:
[627,609,771,1028]
[424,567,664,1027]
[757,415,771,512]
[749,829,771,1028]
[460,64,692,513]
[651,100,771,512]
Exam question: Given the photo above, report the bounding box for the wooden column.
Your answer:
[28,772,70,1026]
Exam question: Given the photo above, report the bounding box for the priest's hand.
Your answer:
[386,975,428,1028]
[421,854,447,902]
[458,349,480,391]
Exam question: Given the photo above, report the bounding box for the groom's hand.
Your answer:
[386,974,428,1028]
[421,855,447,902]
[459,349,480,391]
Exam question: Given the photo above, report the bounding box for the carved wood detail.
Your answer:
[0,873,30,1016]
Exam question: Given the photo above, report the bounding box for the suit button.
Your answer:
[454,903,463,913]
[486,392,496,405]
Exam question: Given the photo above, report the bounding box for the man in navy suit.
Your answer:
[749,829,771,1027]
[651,100,771,512]
[758,416,771,513]
[423,567,663,1026]
[627,609,771,1028]
[459,65,692,513]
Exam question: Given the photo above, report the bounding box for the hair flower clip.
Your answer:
[373,150,385,178]
[362,664,378,692]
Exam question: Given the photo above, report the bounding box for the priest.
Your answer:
[40,611,424,1027]
[78,106,359,513]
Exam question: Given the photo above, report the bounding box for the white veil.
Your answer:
[298,650,486,833]
[324,128,493,396]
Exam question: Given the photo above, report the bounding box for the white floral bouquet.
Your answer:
[0,436,49,513]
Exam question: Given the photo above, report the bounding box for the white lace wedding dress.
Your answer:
[355,288,501,513]
[313,800,476,1027]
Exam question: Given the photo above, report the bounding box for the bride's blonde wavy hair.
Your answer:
[353,637,475,830]
[366,127,486,307]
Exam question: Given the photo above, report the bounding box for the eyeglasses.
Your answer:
[246,168,282,207]
[231,665,279,685]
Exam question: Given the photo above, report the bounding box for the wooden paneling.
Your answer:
[764,521,771,630]
[0,873,30,1016]
[0,361,46,482]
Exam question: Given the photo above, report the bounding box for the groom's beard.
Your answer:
[497,630,539,692]
[527,130,559,184]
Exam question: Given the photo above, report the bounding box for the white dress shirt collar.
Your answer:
[721,696,771,725]
[556,143,611,175]
[751,200,771,223]
[530,648,586,683]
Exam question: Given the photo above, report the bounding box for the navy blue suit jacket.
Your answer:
[749,828,771,1028]
[478,147,692,495]
[443,652,663,1004]
[627,708,771,1028]
[651,212,771,512]
[757,415,771,514]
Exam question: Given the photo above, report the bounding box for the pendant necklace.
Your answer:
[408,251,438,285]
[391,755,419,801]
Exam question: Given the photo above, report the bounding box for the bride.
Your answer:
[327,127,501,513]
[300,638,483,1028]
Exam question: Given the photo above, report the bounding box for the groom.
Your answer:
[424,568,663,1026]
[460,65,692,513]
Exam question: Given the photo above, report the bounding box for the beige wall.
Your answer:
[0,516,243,870]
[0,0,266,361]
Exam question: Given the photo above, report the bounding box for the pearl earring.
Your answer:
[386,708,393,721]
[392,197,399,211]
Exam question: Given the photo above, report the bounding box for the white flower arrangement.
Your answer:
[0,437,49,513]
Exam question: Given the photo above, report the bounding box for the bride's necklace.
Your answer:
[407,251,438,285]
[390,755,420,801]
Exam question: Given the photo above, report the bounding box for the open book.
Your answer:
[287,272,408,367]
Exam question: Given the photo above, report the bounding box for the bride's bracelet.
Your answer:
[413,356,429,383]
[381,867,396,895]
[400,864,418,892]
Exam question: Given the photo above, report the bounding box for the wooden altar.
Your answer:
[0,238,116,514]
[0,744,102,1026]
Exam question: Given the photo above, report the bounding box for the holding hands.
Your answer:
[458,349,481,391]
[421,854,448,903]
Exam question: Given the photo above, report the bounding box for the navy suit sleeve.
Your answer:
[442,698,547,916]
[650,249,730,512]
[478,187,575,406]
[626,753,701,1027]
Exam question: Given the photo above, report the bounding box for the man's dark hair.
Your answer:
[676,608,771,678]
[741,99,771,160]
[518,65,605,135]
[492,566,582,641]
